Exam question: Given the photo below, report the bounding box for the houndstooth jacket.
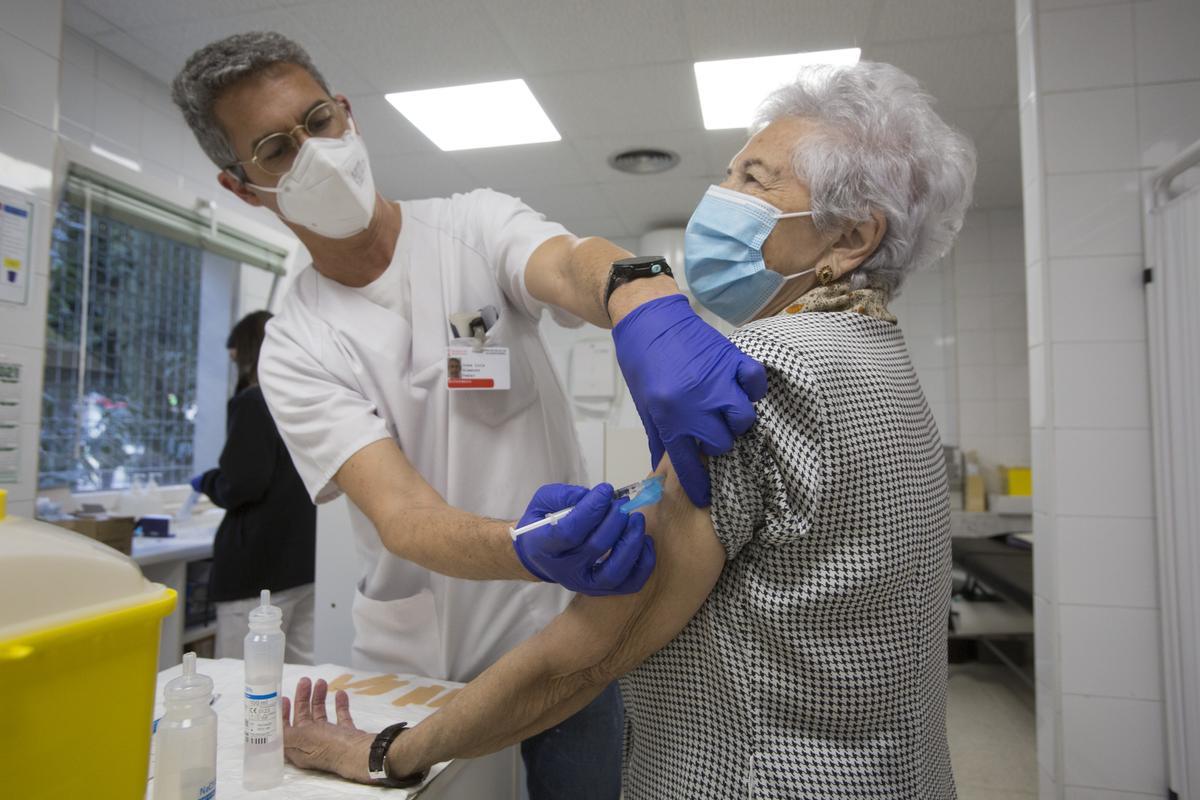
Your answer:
[619,311,955,799]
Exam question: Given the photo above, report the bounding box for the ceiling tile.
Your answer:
[481,0,690,74]
[871,0,1015,43]
[495,183,618,222]
[682,0,875,61]
[372,151,480,201]
[346,94,438,156]
[549,215,630,240]
[570,129,715,185]
[599,176,712,234]
[702,128,755,177]
[64,1,117,36]
[868,32,1018,110]
[530,62,701,138]
[285,0,520,91]
[448,142,591,191]
[78,0,278,30]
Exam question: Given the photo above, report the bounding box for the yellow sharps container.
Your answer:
[0,491,177,800]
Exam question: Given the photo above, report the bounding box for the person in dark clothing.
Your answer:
[192,310,317,663]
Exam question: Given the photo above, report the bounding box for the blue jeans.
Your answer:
[520,681,624,800]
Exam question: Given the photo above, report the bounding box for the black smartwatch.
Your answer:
[604,256,674,318]
[367,722,427,788]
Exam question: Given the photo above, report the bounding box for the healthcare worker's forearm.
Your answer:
[526,235,682,328]
[374,506,533,582]
[335,439,535,582]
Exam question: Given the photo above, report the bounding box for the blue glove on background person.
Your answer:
[189,473,205,493]
[513,483,655,597]
[612,294,768,507]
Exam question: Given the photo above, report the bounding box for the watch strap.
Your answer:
[604,256,673,317]
[367,722,427,788]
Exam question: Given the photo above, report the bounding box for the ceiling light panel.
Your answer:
[385,79,561,152]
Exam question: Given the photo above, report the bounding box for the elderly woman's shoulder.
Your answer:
[732,312,902,378]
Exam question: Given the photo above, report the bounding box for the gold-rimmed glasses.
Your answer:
[229,100,349,177]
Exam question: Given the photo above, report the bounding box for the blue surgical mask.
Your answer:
[684,185,816,326]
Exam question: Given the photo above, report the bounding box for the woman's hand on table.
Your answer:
[282,677,376,783]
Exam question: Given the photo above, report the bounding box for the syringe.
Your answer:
[509,475,665,540]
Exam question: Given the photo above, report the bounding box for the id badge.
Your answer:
[447,346,510,390]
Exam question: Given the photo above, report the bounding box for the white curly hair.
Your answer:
[753,61,977,293]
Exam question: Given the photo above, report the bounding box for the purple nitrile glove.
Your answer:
[612,294,768,507]
[513,483,656,597]
[189,474,204,493]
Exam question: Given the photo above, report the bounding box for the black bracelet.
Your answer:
[604,256,673,318]
[367,722,428,788]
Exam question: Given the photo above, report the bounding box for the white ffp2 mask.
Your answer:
[247,122,377,239]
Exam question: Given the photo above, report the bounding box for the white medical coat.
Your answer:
[259,189,586,682]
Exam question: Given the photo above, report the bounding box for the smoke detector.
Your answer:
[607,148,680,175]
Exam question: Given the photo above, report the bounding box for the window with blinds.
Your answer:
[38,168,286,491]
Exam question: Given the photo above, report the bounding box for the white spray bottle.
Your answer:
[243,589,285,790]
[153,652,217,800]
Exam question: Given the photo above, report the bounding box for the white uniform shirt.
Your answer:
[259,189,586,682]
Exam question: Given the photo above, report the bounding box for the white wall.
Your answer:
[0,1,63,516]
[950,208,1032,491]
[1018,0,1200,796]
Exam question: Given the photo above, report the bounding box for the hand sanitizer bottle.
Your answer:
[153,652,217,800]
[243,589,285,790]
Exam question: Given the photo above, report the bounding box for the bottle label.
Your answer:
[198,778,216,800]
[244,684,280,745]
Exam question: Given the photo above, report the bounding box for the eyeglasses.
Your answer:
[229,100,350,177]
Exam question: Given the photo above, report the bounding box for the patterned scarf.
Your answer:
[781,279,897,324]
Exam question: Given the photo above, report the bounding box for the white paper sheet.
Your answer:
[149,659,465,799]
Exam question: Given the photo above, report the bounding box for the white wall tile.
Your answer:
[992,293,1029,330]
[0,108,57,202]
[956,329,994,367]
[1037,4,1135,92]
[1029,343,1047,428]
[954,213,991,264]
[954,262,993,298]
[0,29,60,129]
[1043,88,1139,173]
[1031,427,1052,513]
[1020,97,1041,192]
[1137,80,1200,170]
[1034,511,1055,599]
[1052,341,1150,428]
[1054,428,1154,517]
[996,363,1031,400]
[1057,515,1157,607]
[139,105,185,171]
[1040,768,1056,800]
[1048,256,1146,341]
[59,61,95,130]
[1060,605,1162,699]
[959,400,998,438]
[958,365,997,400]
[996,398,1032,436]
[95,46,145,97]
[955,294,993,331]
[994,328,1029,365]
[992,259,1028,295]
[93,82,143,153]
[1035,594,1058,689]
[1037,669,1057,774]
[1061,695,1166,792]
[1134,0,1200,84]
[1046,171,1142,258]
[1026,262,1045,347]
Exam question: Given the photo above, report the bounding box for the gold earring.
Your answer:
[817,265,835,286]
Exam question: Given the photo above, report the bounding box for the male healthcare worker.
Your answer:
[172,32,766,798]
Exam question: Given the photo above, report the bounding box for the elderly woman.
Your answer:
[282,60,975,798]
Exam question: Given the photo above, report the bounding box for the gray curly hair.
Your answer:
[171,31,331,177]
[753,61,976,293]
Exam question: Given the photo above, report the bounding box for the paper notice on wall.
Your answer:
[0,361,19,484]
[0,185,34,306]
